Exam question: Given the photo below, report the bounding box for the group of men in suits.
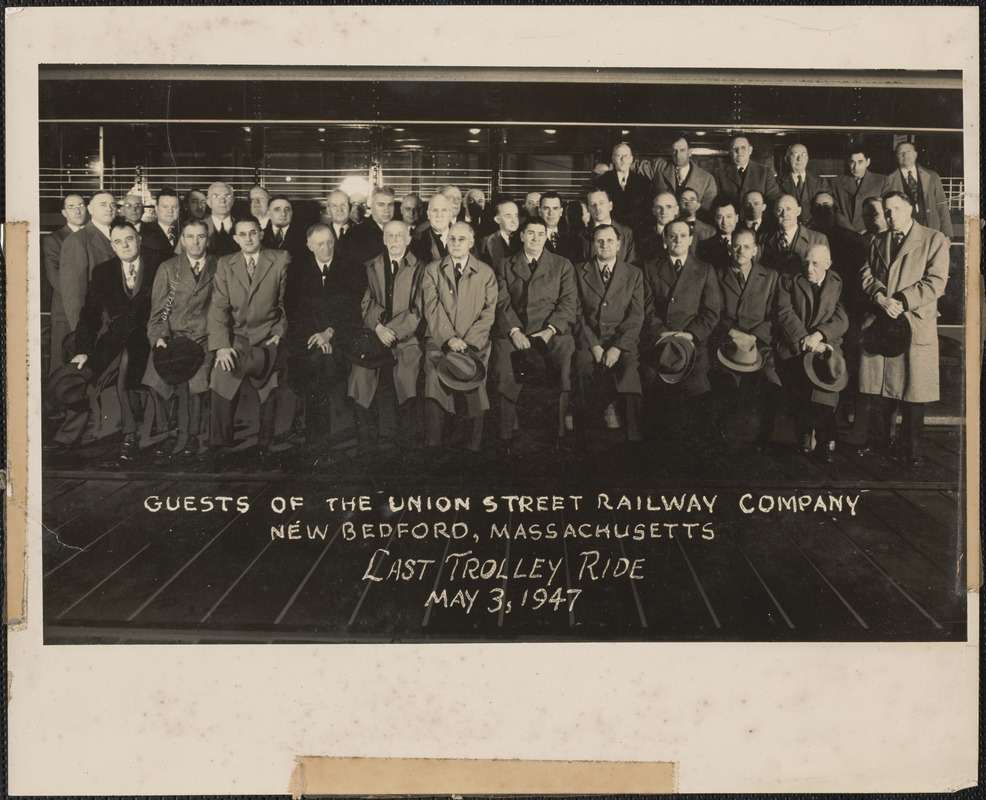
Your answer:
[42,130,953,468]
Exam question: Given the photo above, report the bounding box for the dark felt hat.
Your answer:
[510,336,556,383]
[343,329,395,370]
[153,336,206,385]
[234,336,278,383]
[437,347,487,391]
[804,347,849,392]
[648,333,696,384]
[861,313,911,358]
[60,331,76,367]
[717,331,765,373]
[46,363,94,410]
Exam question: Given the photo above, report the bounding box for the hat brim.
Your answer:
[861,315,911,358]
[803,351,849,392]
[46,363,94,409]
[653,335,697,384]
[717,346,765,373]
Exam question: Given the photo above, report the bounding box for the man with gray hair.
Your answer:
[342,185,396,265]
[593,142,652,228]
[778,143,830,225]
[205,181,239,256]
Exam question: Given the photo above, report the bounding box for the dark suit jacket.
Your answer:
[715,260,780,349]
[263,222,309,264]
[883,166,953,237]
[759,225,830,274]
[478,231,519,269]
[696,234,735,273]
[594,170,653,229]
[777,171,832,224]
[714,161,781,208]
[59,222,117,330]
[75,255,159,389]
[579,221,639,266]
[410,225,449,265]
[642,158,718,213]
[285,251,366,354]
[832,171,887,232]
[495,249,579,337]
[141,220,180,263]
[340,219,387,266]
[774,270,848,361]
[204,217,241,257]
[641,254,722,395]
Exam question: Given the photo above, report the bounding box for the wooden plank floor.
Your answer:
[42,427,969,644]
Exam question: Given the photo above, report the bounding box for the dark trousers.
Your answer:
[858,394,926,456]
[356,368,399,452]
[711,368,778,445]
[498,389,569,440]
[425,398,485,451]
[641,375,711,447]
[573,368,642,443]
[210,384,278,449]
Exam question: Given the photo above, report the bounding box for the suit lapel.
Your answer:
[230,253,251,295]
[248,250,273,300]
[581,261,606,300]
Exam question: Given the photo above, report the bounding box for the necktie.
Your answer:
[738,167,746,179]
[125,263,138,291]
[274,227,284,247]
[192,260,201,278]
[454,262,463,287]
[167,226,176,247]
[750,222,758,233]
[391,259,399,277]
[246,256,256,280]
[675,166,682,190]
[321,264,329,286]
[906,171,920,209]
[619,174,626,189]
[529,258,538,273]
[780,231,790,250]
[855,177,862,189]
[549,232,558,248]
[673,259,683,274]
[891,231,905,259]
[601,264,612,285]
[734,269,746,291]
[796,174,803,190]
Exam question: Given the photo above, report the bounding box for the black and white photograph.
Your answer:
[36,64,970,645]
[6,5,980,796]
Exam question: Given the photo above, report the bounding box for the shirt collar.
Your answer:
[212,216,231,231]
[92,221,112,239]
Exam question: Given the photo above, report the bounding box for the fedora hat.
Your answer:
[343,329,395,370]
[861,313,910,358]
[46,362,94,410]
[804,347,849,392]
[437,347,487,392]
[717,331,764,373]
[648,332,696,384]
[153,336,205,385]
[233,336,278,383]
[510,336,556,383]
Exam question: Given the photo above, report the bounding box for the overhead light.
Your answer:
[468,139,480,143]
[469,128,481,134]
[242,126,251,133]
[285,176,292,182]
[394,127,405,132]
[544,128,556,134]
[319,138,325,142]
[317,127,325,133]
[694,131,706,137]
[340,176,371,197]
[621,129,630,135]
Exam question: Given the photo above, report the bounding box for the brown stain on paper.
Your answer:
[288,756,676,797]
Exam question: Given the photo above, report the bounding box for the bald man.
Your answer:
[205,181,239,256]
[412,192,455,264]
[714,135,781,209]
[593,143,653,228]
[778,144,830,225]
[775,244,848,462]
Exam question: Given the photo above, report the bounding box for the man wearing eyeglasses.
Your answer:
[205,181,240,257]
[44,193,88,374]
[208,216,290,468]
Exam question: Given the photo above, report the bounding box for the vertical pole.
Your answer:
[98,125,105,190]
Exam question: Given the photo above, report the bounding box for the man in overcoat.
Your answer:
[66,220,160,460]
[857,191,949,466]
[714,135,781,209]
[775,244,849,461]
[759,194,829,274]
[883,142,953,238]
[494,217,579,446]
[641,219,721,444]
[572,224,644,443]
[142,219,217,457]
[208,216,289,466]
[43,192,87,374]
[636,136,718,218]
[348,220,424,455]
[421,221,498,453]
[832,146,887,233]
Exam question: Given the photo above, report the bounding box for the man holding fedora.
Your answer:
[572,224,644,445]
[421,221,498,455]
[640,219,721,446]
[142,219,216,460]
[58,220,160,461]
[208,215,289,468]
[348,220,425,458]
[285,222,365,461]
[856,190,950,467]
[712,228,781,450]
[494,217,578,451]
[775,244,849,462]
